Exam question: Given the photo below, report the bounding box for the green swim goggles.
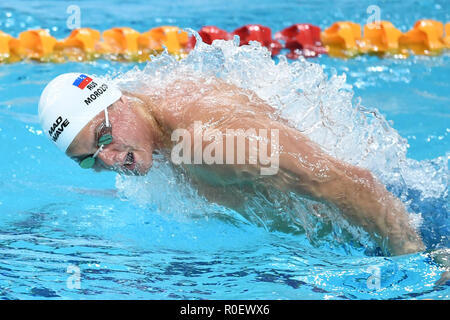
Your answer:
[79,108,113,169]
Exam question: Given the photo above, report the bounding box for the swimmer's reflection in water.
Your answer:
[38,73,425,256]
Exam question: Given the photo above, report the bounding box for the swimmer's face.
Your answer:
[67,95,157,175]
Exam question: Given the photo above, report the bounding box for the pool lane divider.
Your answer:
[0,20,449,63]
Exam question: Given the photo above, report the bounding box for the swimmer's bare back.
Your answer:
[127,78,425,256]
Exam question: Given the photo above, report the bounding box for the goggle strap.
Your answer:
[78,108,112,169]
[104,108,110,127]
[93,145,104,158]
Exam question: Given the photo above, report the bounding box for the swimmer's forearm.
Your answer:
[269,122,424,255]
[312,163,424,255]
[213,114,423,255]
[279,147,424,255]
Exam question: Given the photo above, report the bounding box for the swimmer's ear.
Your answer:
[122,90,151,105]
[111,94,131,112]
[118,95,129,106]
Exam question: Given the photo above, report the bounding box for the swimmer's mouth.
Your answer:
[117,151,147,176]
[124,152,135,170]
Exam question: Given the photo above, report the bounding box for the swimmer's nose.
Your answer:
[96,148,123,169]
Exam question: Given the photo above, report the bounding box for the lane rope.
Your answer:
[0,20,449,62]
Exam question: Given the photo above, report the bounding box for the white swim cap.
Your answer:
[38,73,122,152]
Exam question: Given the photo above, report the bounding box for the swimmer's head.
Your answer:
[39,73,160,175]
[39,73,122,152]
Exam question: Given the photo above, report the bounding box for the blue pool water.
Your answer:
[0,0,449,299]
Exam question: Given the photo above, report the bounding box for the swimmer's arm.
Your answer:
[126,85,424,255]
[232,117,424,255]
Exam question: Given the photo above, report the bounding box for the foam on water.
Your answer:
[111,34,448,251]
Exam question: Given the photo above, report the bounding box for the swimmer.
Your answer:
[38,73,425,256]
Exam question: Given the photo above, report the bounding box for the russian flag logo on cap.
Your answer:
[73,74,93,90]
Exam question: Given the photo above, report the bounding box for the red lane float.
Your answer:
[231,24,282,56]
[275,24,326,58]
[199,26,232,44]
[187,26,231,49]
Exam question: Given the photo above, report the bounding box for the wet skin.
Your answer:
[67,78,425,256]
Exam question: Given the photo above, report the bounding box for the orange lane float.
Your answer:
[361,21,403,56]
[0,31,12,56]
[0,31,16,62]
[275,24,326,58]
[138,26,189,57]
[100,27,140,58]
[54,28,101,61]
[399,19,445,55]
[232,24,282,56]
[444,23,450,48]
[15,29,57,61]
[321,22,362,58]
